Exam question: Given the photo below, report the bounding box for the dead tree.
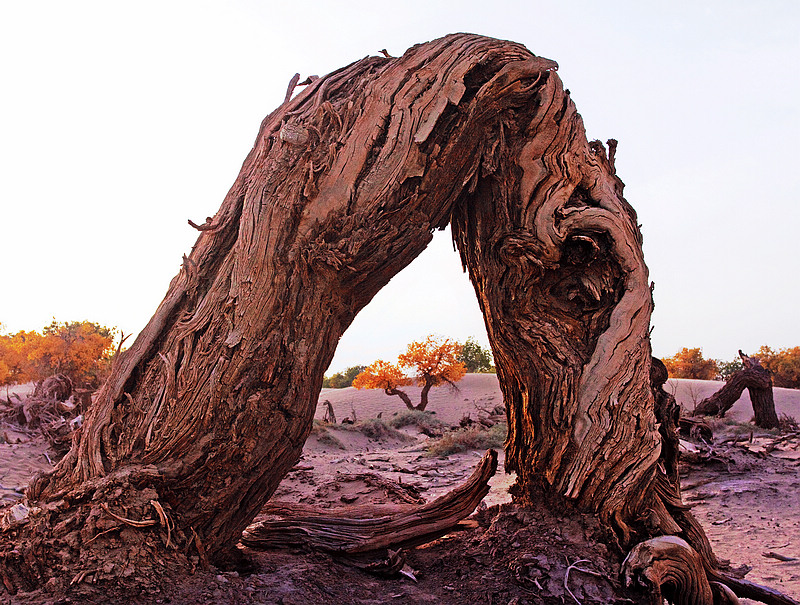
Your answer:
[694,351,779,429]
[0,34,795,604]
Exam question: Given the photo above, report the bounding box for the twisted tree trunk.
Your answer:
[1,34,794,603]
[417,375,436,411]
[694,351,779,429]
[385,387,414,410]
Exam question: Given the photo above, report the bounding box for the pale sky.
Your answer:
[1,1,797,374]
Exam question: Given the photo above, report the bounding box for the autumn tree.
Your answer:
[756,345,800,388]
[0,329,31,391]
[457,336,494,373]
[0,320,116,389]
[1,35,793,603]
[353,336,466,411]
[662,347,718,380]
[352,359,414,407]
[29,320,115,387]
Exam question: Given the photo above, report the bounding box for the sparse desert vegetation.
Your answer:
[426,423,506,457]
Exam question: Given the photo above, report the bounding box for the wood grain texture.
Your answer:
[26,35,563,561]
[623,536,716,605]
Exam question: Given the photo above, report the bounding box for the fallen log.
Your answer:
[241,449,497,554]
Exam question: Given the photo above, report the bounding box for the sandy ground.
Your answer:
[309,376,800,602]
[1,376,799,603]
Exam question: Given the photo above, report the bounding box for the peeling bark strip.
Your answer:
[241,449,497,554]
[694,351,779,428]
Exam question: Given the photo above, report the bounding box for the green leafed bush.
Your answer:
[322,365,366,388]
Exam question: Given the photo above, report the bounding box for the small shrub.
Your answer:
[311,419,329,434]
[779,414,799,432]
[310,420,346,449]
[426,423,507,457]
[338,418,415,442]
[315,428,346,450]
[387,410,446,434]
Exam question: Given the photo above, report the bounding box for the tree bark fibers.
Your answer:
[241,450,497,554]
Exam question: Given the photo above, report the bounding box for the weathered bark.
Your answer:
[449,71,661,534]
[1,33,795,603]
[623,536,718,605]
[694,351,779,429]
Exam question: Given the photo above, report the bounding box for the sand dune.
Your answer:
[318,374,800,426]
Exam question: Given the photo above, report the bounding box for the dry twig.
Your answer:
[100,503,158,528]
[564,557,594,604]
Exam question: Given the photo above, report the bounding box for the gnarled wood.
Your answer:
[623,536,716,605]
[241,449,497,553]
[1,33,794,604]
[694,351,778,429]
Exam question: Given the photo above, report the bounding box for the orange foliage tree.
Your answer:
[353,336,467,411]
[756,345,800,388]
[0,320,116,389]
[0,327,34,390]
[662,347,718,380]
[352,359,414,407]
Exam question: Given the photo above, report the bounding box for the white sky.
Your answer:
[1,1,797,374]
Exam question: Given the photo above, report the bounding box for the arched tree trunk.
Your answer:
[1,34,794,603]
[694,351,779,429]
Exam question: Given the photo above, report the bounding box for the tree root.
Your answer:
[624,536,799,605]
[623,536,715,604]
